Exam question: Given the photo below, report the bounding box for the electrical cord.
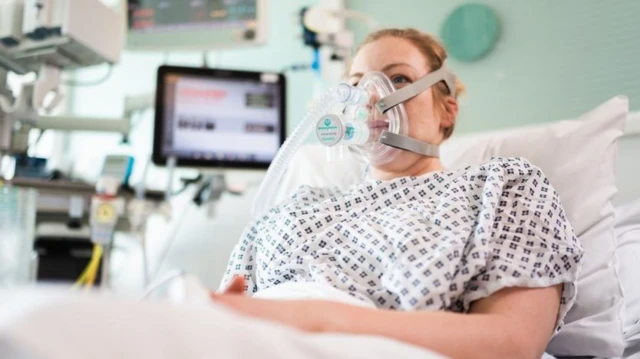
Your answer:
[140,269,185,300]
[173,174,203,196]
[342,9,379,29]
[63,64,114,87]
[32,129,46,147]
[281,63,312,73]
[141,229,150,287]
[25,129,46,156]
[202,52,209,68]
[150,202,193,283]
[72,244,103,289]
[172,184,191,197]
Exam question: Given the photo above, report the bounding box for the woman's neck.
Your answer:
[372,157,445,181]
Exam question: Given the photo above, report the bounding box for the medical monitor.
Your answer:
[127,0,267,50]
[153,65,285,169]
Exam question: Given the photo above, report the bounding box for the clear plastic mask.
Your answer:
[315,71,409,165]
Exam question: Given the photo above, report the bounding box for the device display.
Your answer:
[126,0,265,50]
[129,0,257,32]
[153,66,285,169]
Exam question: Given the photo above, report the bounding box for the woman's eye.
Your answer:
[391,75,410,87]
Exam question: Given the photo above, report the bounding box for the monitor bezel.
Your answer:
[152,65,286,170]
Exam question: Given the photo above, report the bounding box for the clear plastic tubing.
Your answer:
[251,84,367,217]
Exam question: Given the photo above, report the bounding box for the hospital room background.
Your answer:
[3,0,640,291]
[0,0,640,359]
[2,1,640,357]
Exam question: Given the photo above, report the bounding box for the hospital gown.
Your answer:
[222,157,584,330]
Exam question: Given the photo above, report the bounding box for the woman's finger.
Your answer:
[224,276,246,294]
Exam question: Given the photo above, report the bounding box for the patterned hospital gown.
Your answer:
[222,157,584,329]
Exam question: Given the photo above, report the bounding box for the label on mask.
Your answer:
[344,122,355,140]
[316,115,344,146]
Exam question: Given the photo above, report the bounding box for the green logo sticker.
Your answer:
[316,115,344,146]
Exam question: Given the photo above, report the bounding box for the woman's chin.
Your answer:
[371,151,426,178]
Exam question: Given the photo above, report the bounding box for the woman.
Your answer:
[213,28,583,359]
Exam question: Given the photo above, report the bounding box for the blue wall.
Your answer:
[346,0,640,133]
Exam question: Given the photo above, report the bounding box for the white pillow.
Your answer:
[280,96,628,357]
[440,96,628,357]
[615,199,640,347]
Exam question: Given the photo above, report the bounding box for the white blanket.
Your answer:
[0,286,569,358]
[0,287,444,359]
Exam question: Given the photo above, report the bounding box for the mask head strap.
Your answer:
[379,131,440,158]
[375,64,457,114]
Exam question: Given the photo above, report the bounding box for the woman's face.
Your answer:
[348,36,456,175]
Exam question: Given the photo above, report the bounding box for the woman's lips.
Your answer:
[368,121,389,130]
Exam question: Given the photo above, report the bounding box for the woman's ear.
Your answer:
[440,97,459,132]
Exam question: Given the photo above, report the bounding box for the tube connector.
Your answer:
[335,83,369,105]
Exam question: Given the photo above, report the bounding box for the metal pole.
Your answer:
[0,69,9,97]
[36,115,131,135]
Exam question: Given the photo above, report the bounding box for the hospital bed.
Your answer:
[0,98,639,359]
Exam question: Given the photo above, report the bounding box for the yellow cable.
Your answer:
[74,258,93,286]
[85,245,103,287]
[73,244,103,288]
[73,266,90,288]
[84,261,96,288]
[85,252,101,287]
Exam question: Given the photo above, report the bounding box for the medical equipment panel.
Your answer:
[0,0,123,72]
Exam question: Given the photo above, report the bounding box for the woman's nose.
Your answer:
[368,91,380,106]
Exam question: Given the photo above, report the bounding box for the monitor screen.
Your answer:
[128,0,258,32]
[126,0,266,50]
[153,66,285,169]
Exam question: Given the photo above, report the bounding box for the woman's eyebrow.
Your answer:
[348,63,417,79]
[381,63,416,72]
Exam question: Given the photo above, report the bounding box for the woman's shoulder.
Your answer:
[451,156,556,195]
[458,156,547,180]
[477,156,537,171]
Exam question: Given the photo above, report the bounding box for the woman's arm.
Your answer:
[213,278,561,359]
[320,285,561,359]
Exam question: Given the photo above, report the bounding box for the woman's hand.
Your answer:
[211,277,335,332]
